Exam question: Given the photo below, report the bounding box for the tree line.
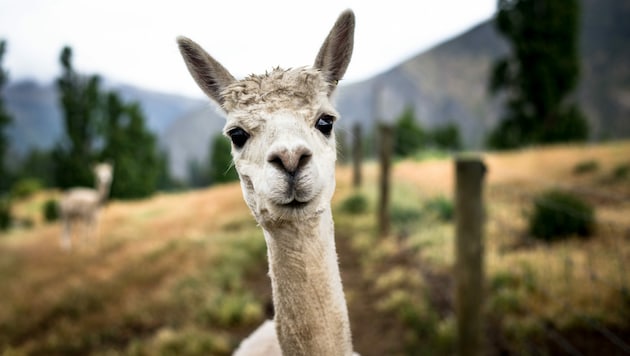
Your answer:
[0,41,238,228]
[342,0,587,160]
[0,0,589,226]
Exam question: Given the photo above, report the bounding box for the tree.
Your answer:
[0,40,12,229]
[208,134,238,184]
[14,149,55,187]
[187,158,209,188]
[0,40,12,193]
[488,0,588,149]
[393,106,425,157]
[429,124,462,151]
[53,46,167,199]
[100,93,163,199]
[53,46,102,188]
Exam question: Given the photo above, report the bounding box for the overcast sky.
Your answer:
[0,0,496,98]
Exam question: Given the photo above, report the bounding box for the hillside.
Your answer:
[1,142,629,355]
[335,0,630,146]
[162,104,226,179]
[2,80,207,155]
[2,0,628,179]
[335,20,508,147]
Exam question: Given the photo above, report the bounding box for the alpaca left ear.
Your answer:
[177,36,236,109]
[314,9,355,96]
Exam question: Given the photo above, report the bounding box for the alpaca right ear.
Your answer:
[177,36,236,108]
[314,9,355,96]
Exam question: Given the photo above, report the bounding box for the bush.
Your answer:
[572,160,599,175]
[43,199,60,222]
[390,205,423,226]
[339,193,368,215]
[611,163,629,181]
[394,107,426,157]
[0,197,11,230]
[429,124,462,151]
[424,196,454,221]
[10,178,43,199]
[529,190,595,241]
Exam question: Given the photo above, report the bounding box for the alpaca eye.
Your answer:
[315,114,335,137]
[228,127,250,148]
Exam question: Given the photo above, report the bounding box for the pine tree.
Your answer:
[53,46,102,188]
[393,106,425,157]
[488,0,588,149]
[0,40,12,229]
[100,93,163,199]
[53,46,167,198]
[0,40,12,192]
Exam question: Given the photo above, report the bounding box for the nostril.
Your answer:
[268,153,297,174]
[267,146,313,174]
[268,154,285,170]
[297,152,312,170]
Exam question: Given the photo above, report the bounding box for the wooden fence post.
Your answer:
[352,123,362,188]
[378,124,393,237]
[455,158,486,356]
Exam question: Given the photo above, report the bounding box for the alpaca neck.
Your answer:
[96,181,110,206]
[263,207,353,356]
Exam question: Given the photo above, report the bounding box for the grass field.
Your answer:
[1,141,629,355]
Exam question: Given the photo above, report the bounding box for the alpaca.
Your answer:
[59,163,113,250]
[177,10,357,356]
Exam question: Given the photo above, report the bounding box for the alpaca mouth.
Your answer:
[283,199,309,209]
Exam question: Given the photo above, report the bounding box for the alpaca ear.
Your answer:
[177,36,236,108]
[314,9,355,96]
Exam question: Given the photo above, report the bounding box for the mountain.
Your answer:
[334,20,509,147]
[115,84,206,134]
[3,0,628,181]
[162,104,226,179]
[576,0,630,138]
[3,81,64,154]
[335,0,630,146]
[2,80,207,178]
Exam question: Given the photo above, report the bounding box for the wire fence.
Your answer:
[350,130,629,354]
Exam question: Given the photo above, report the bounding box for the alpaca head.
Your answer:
[177,10,354,227]
[93,163,113,188]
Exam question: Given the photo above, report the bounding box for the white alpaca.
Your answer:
[59,163,113,250]
[177,10,357,356]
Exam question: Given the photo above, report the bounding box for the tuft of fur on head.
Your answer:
[221,67,330,113]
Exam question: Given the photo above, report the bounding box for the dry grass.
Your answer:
[1,141,629,355]
[334,141,630,353]
[0,184,266,355]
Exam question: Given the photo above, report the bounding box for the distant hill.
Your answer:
[576,0,630,138]
[3,81,63,154]
[334,20,508,147]
[162,104,226,179]
[3,0,628,180]
[2,80,208,179]
[335,0,630,146]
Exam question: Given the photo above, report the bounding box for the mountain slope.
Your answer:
[3,81,63,154]
[334,0,630,146]
[3,0,627,179]
[335,20,508,147]
[2,80,206,159]
[162,104,226,179]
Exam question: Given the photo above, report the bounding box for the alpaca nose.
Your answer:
[267,145,313,175]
